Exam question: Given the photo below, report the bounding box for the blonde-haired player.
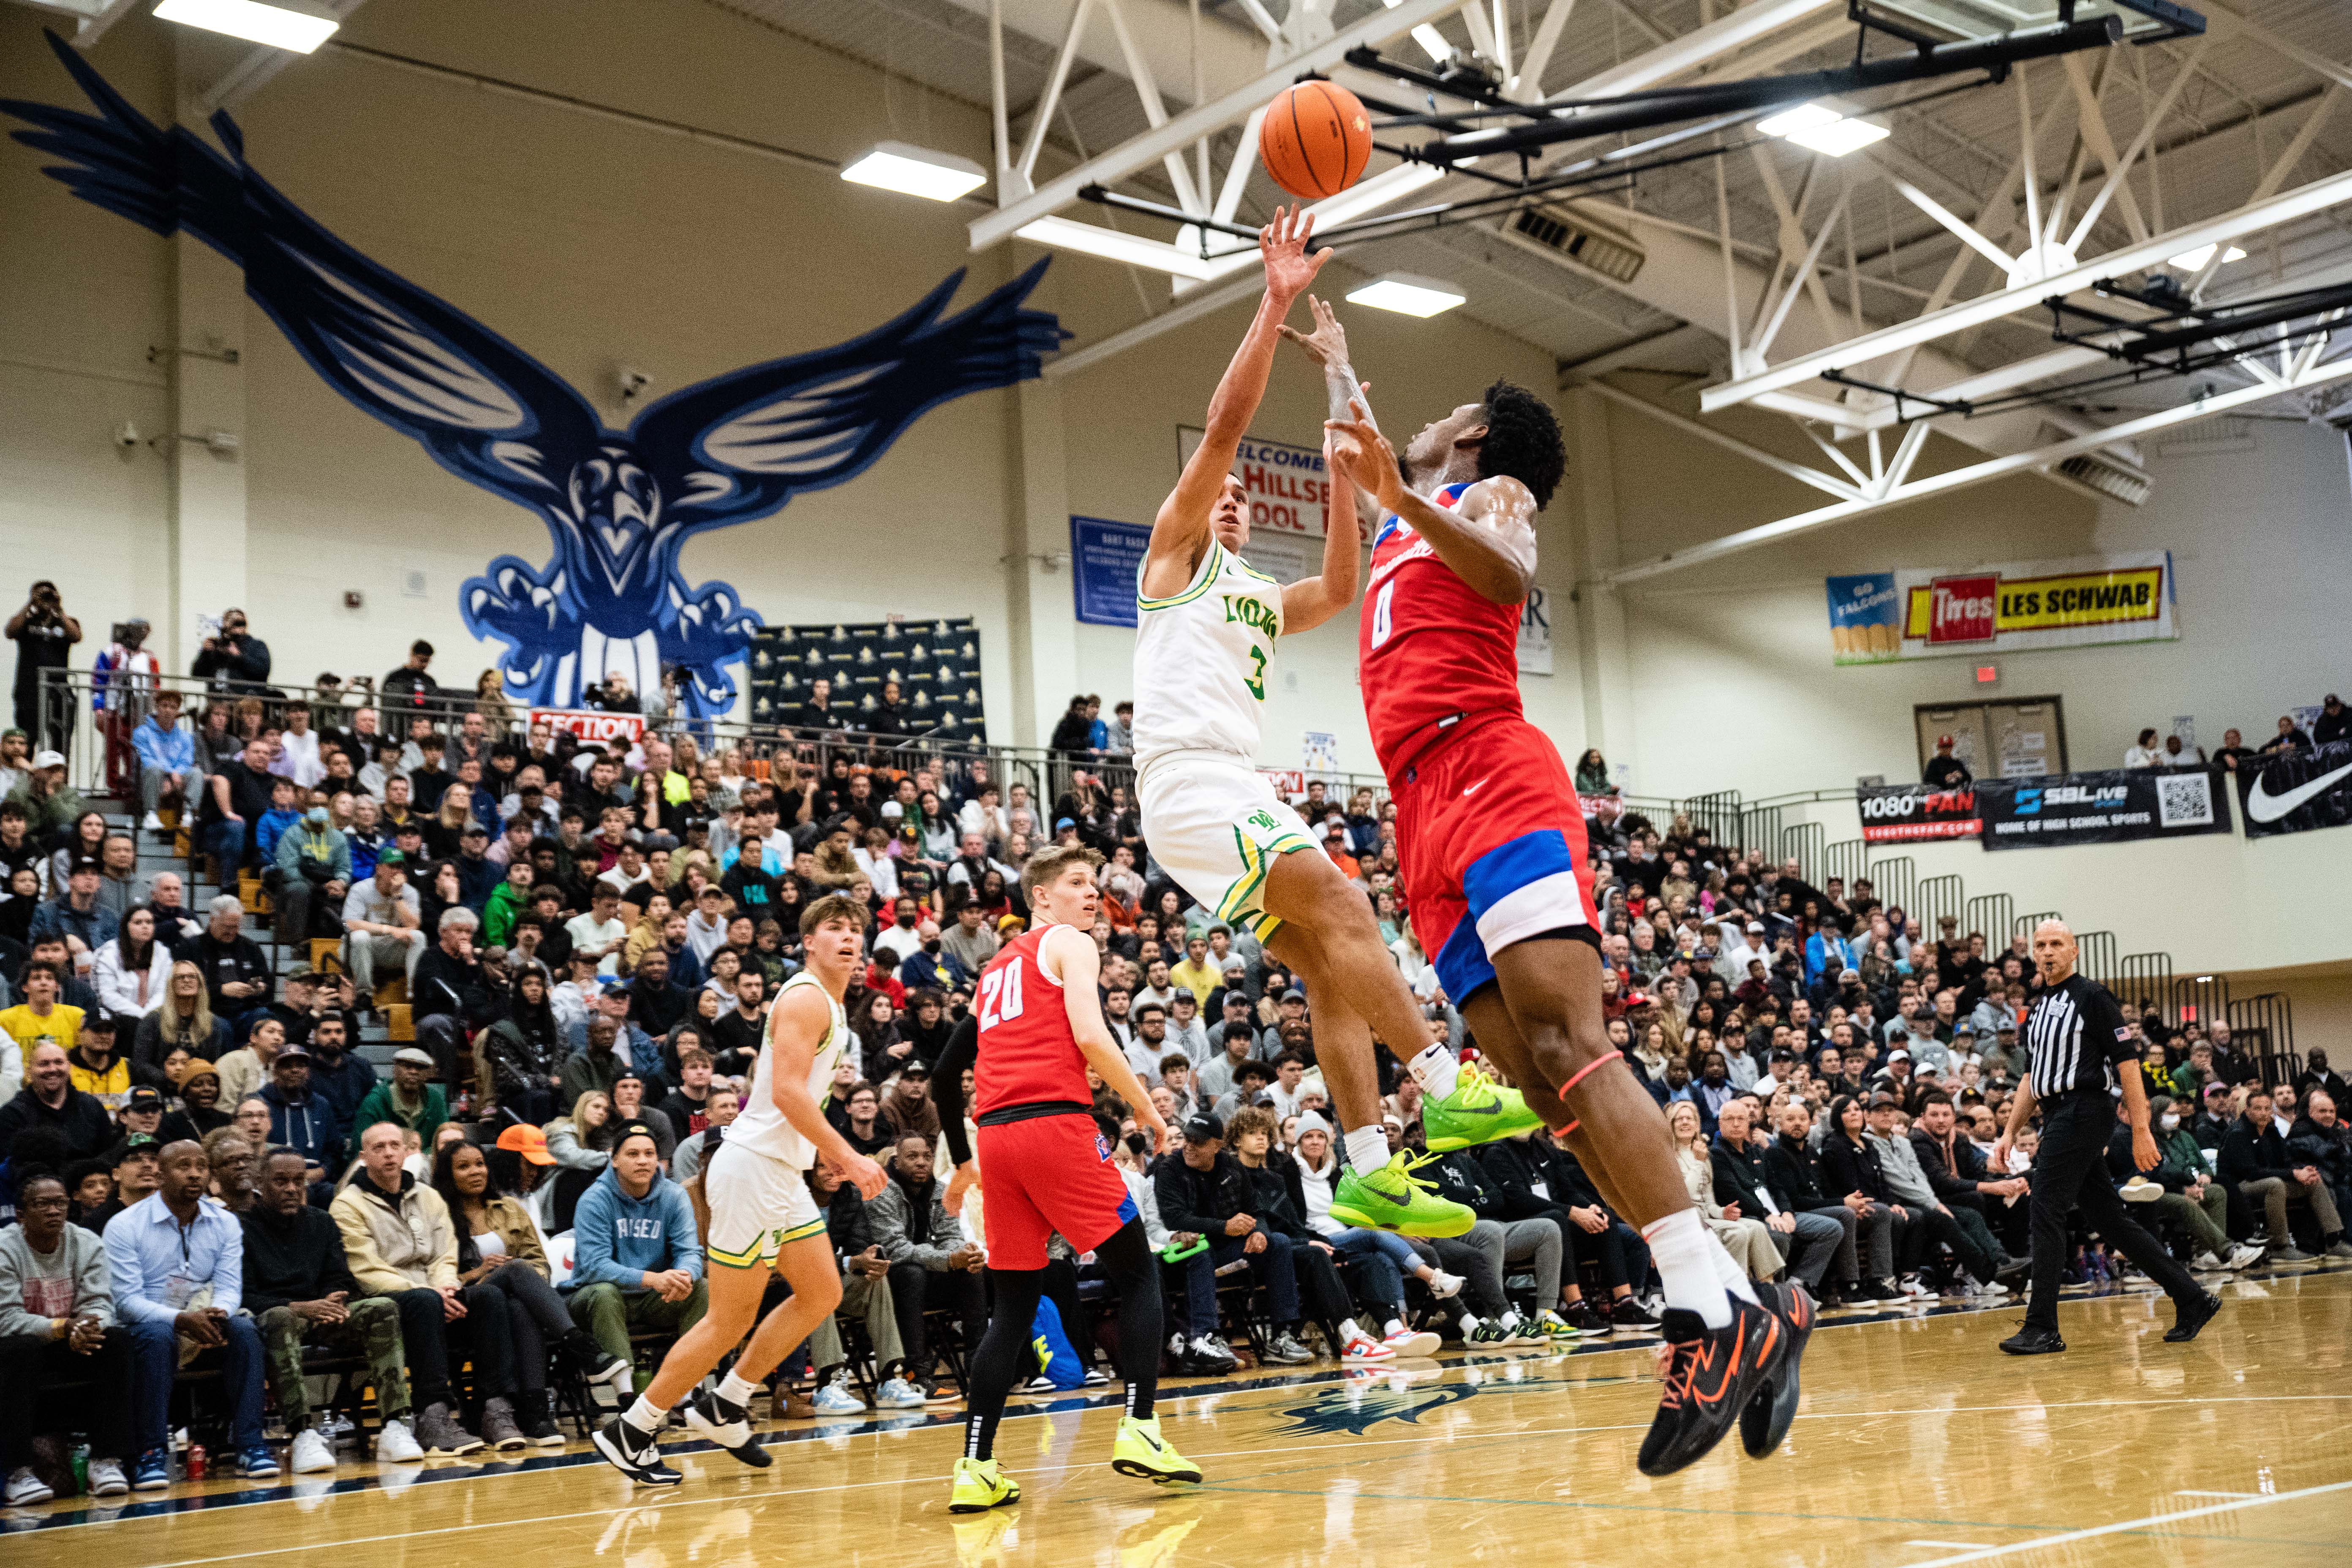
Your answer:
[593,893,885,1485]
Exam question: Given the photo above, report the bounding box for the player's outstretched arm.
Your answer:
[1045,926,1171,1154]
[1280,427,1364,634]
[1326,399,1537,605]
[1141,206,1329,600]
[1279,294,1380,532]
[771,987,886,1197]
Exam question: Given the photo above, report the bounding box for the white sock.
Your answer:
[1459,1312,1482,1334]
[623,1395,668,1435]
[1384,1318,1407,1338]
[717,1371,762,1410]
[1642,1209,1733,1328]
[1409,1043,1460,1100]
[1339,1317,1365,1345]
[1705,1230,1762,1306]
[1497,1309,1521,1331]
[1344,1127,1391,1174]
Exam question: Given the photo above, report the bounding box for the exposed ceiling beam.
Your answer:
[1701,166,2352,412]
[1609,354,2352,584]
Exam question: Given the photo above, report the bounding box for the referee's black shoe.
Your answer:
[1740,1280,1813,1460]
[1998,1324,2066,1356]
[1636,1294,1789,1477]
[2164,1291,2224,1343]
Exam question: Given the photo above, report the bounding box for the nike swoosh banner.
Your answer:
[2236,740,2352,840]
[1976,767,2234,851]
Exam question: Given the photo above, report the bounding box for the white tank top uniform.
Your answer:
[1132,537,1317,943]
[704,970,847,1267]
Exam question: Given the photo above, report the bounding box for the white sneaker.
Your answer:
[2229,1243,2265,1271]
[87,1458,128,1497]
[1382,1324,1441,1358]
[5,1467,53,1505]
[873,1377,926,1410]
[1425,1270,1464,1301]
[1900,1275,1935,1298]
[1974,1278,2011,1298]
[1339,1333,1395,1363]
[290,1429,337,1474]
[373,1419,425,1463]
[143,811,166,832]
[811,1375,866,1414]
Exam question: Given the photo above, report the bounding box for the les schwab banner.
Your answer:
[1826,551,2176,665]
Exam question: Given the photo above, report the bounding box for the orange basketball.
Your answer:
[1259,80,1372,200]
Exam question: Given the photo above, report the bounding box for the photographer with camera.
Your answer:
[191,608,272,695]
[6,580,82,750]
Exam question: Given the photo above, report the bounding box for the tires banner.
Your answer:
[1827,550,2175,665]
[1977,768,2233,850]
[1858,784,1983,843]
[2236,740,2352,839]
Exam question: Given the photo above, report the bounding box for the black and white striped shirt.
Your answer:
[2022,972,2134,1099]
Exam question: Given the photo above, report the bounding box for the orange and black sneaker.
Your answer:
[1739,1280,1813,1460]
[1635,1295,1788,1478]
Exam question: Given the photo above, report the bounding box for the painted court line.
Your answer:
[2173,1489,2260,1498]
[1897,1480,2352,1567]
[1906,1543,1998,1550]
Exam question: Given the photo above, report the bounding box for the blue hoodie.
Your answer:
[571,1163,703,1288]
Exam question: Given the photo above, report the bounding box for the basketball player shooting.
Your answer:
[1298,303,1808,1477]
[1132,208,1544,1240]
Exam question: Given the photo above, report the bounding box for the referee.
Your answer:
[1993,919,2219,1354]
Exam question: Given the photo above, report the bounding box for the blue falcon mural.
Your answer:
[3,33,1058,716]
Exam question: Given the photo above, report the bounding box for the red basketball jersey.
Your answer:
[974,926,1086,1114]
[1359,481,1524,775]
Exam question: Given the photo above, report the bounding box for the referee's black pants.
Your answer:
[2025,1090,2202,1332]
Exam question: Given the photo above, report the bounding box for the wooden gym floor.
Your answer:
[9,1265,2350,1568]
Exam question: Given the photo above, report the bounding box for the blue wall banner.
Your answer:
[1072,516,1152,629]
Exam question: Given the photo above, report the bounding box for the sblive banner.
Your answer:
[2237,739,2352,839]
[1977,768,2232,851]
[1858,783,1982,843]
[1826,551,2176,665]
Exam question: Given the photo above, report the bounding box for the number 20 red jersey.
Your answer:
[973,926,1087,1115]
[1358,480,1525,776]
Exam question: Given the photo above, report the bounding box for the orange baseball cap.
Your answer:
[495,1124,557,1165]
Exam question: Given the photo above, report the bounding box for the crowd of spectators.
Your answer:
[0,621,2346,1503]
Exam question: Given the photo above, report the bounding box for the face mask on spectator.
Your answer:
[2160,1113,2180,1132]
[305,807,329,827]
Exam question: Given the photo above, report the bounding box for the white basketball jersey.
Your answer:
[1131,539,1285,773]
[727,971,847,1169]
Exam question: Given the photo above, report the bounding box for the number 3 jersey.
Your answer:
[1131,539,1285,773]
[1360,481,1525,776]
[973,926,1086,1117]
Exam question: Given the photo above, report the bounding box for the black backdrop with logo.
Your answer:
[2236,739,2352,839]
[745,618,985,741]
[1977,767,2233,850]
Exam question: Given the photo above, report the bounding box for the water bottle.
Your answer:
[68,1442,89,1495]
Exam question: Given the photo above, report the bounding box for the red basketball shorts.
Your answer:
[1393,714,1600,1005]
[972,1112,1138,1270]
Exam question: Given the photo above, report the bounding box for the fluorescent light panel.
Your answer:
[152,0,339,53]
[2169,243,2246,271]
[839,142,988,203]
[1347,273,1465,317]
[1015,215,1219,280]
[1758,100,1889,157]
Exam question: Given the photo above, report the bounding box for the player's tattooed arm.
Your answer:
[1279,296,1384,533]
[1325,397,1537,604]
[1145,207,1329,600]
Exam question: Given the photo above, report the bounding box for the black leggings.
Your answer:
[964,1218,1159,1462]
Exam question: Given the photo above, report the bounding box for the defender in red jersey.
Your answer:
[1292,294,1804,1480]
[931,845,1195,1513]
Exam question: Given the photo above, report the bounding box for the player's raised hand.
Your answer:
[1277,293,1350,366]
[1326,395,1403,507]
[1260,205,1331,302]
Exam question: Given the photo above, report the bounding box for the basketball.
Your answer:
[1260,79,1372,200]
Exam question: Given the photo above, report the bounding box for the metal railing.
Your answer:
[1965,893,2014,949]
[2228,992,2298,1082]
[1865,855,1915,918]
[2175,974,2232,1030]
[1780,822,1825,882]
[1915,874,1965,935]
[2075,930,2120,991]
[2014,908,2063,945]
[1823,837,1868,891]
[2119,952,2176,1019]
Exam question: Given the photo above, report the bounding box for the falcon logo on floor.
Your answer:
[1268,1372,1635,1435]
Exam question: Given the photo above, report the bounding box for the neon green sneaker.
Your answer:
[1109,1414,1202,1484]
[1330,1151,1475,1237]
[1534,1308,1585,1341]
[1422,1063,1547,1152]
[948,1455,1020,1513]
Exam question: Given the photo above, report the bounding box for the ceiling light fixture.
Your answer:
[839,142,989,204]
[151,0,340,53]
[2168,243,2247,271]
[1757,101,1889,158]
[1015,215,1220,280]
[1346,273,1466,318]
